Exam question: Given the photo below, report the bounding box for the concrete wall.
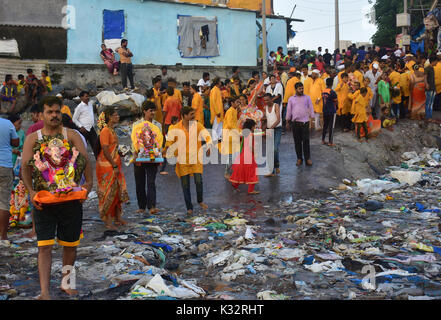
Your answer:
[0,0,67,27]
[67,0,257,66]
[48,63,258,89]
[257,17,287,57]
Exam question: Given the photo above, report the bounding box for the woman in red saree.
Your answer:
[409,65,426,120]
[96,107,129,229]
[100,44,119,75]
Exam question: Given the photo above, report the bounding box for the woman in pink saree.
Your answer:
[100,44,119,75]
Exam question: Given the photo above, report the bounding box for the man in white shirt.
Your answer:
[197,72,211,93]
[72,91,98,158]
[265,75,283,105]
[364,63,382,118]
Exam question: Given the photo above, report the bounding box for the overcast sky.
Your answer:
[273,0,378,51]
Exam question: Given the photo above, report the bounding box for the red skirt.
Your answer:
[229,152,258,185]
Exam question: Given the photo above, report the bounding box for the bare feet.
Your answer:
[322,140,327,145]
[187,210,193,215]
[248,191,260,195]
[60,286,78,296]
[275,168,280,174]
[306,160,313,166]
[296,159,303,166]
[105,224,117,230]
[224,174,231,180]
[328,143,336,147]
[199,203,208,210]
[35,293,51,300]
[160,171,168,175]
[115,219,128,226]
[149,208,160,215]
[136,209,146,214]
[265,173,275,177]
[24,230,36,238]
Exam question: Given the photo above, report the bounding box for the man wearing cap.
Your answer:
[365,63,382,118]
[304,70,326,130]
[405,54,416,73]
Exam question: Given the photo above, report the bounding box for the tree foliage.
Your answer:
[368,0,434,47]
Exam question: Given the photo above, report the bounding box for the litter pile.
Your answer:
[1,148,440,300]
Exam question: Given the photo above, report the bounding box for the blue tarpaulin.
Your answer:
[103,10,125,40]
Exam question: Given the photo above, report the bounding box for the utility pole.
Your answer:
[262,0,268,72]
[403,0,408,35]
[335,0,340,51]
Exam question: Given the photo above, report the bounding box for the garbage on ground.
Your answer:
[2,148,441,300]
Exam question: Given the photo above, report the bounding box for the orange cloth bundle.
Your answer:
[33,188,87,205]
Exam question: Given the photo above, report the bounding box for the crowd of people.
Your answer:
[0,69,53,113]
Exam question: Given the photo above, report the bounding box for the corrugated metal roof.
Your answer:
[0,23,63,28]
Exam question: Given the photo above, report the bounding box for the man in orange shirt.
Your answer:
[163,87,182,134]
[152,77,163,124]
[116,39,136,90]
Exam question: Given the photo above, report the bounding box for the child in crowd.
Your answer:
[381,107,396,131]
[352,87,369,143]
[41,70,52,92]
[229,119,259,195]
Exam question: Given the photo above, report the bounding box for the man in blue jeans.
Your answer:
[164,107,212,215]
[263,93,282,177]
[425,55,437,120]
[0,117,19,241]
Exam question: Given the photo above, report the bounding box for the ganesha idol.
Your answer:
[135,122,164,163]
[9,180,31,228]
[239,105,264,131]
[31,136,87,204]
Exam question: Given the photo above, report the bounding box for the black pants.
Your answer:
[322,114,336,143]
[81,127,98,158]
[120,63,134,89]
[160,124,171,172]
[356,122,368,140]
[181,174,203,211]
[401,96,409,118]
[292,121,310,161]
[434,93,441,111]
[134,163,158,210]
[341,113,353,131]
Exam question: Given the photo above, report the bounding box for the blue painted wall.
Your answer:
[67,0,257,66]
[257,18,287,57]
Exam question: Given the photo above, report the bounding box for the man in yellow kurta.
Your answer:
[434,56,441,109]
[152,77,163,125]
[190,84,204,124]
[304,70,326,129]
[210,78,224,141]
[353,63,365,88]
[131,101,164,215]
[220,97,241,179]
[283,72,300,105]
[335,72,351,131]
[164,106,212,215]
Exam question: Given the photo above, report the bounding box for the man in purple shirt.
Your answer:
[286,82,315,166]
